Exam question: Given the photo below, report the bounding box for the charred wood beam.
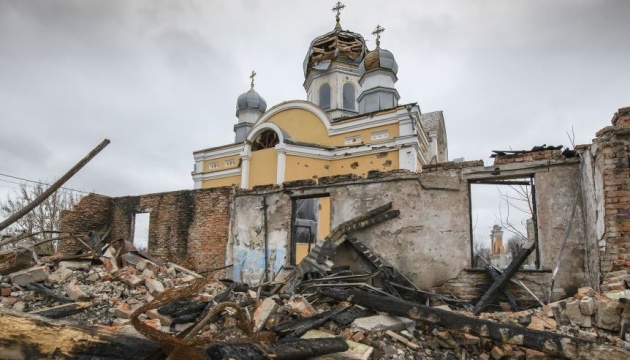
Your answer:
[473,240,536,315]
[318,287,630,359]
[486,264,520,311]
[25,283,74,304]
[0,308,159,360]
[205,338,349,360]
[0,139,110,232]
[28,302,92,319]
[278,305,351,339]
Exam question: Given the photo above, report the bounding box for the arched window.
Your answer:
[342,83,355,111]
[251,130,279,151]
[319,84,331,110]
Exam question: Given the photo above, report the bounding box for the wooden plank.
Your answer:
[486,265,520,311]
[0,308,159,359]
[29,302,92,319]
[473,239,536,315]
[318,287,630,360]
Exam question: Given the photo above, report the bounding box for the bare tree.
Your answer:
[0,181,82,252]
[473,241,491,268]
[495,183,534,239]
[506,234,527,260]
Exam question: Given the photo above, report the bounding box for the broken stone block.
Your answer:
[9,266,49,286]
[527,316,556,331]
[565,299,586,326]
[47,267,73,283]
[121,274,144,288]
[253,296,279,332]
[595,299,622,331]
[12,301,26,312]
[141,269,154,279]
[136,259,148,272]
[463,333,480,346]
[580,297,595,316]
[351,315,409,333]
[145,279,165,296]
[141,318,161,329]
[302,329,373,360]
[490,346,504,360]
[112,318,129,326]
[525,348,548,359]
[114,302,133,319]
[121,253,144,267]
[1,287,11,297]
[66,279,90,301]
[58,260,91,271]
[101,257,118,273]
[287,295,315,318]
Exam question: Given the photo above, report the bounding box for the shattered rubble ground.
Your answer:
[1,205,630,359]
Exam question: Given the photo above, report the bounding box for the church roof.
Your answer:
[303,27,367,77]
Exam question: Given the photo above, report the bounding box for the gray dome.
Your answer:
[358,48,398,77]
[236,89,267,115]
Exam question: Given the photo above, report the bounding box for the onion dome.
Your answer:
[236,89,267,114]
[358,48,398,76]
[358,25,398,77]
[302,5,367,77]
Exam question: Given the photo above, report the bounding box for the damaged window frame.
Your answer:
[289,193,331,266]
[131,211,151,255]
[468,176,541,270]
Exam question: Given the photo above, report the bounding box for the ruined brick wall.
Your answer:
[61,187,233,274]
[434,269,550,307]
[59,194,113,254]
[591,107,630,281]
[493,149,564,165]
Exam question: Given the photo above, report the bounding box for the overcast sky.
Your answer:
[1,0,629,241]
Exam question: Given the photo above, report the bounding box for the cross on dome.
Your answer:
[249,70,256,89]
[372,25,385,48]
[332,1,345,29]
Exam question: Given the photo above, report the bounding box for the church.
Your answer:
[191,3,448,190]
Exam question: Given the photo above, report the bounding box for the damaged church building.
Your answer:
[60,106,630,305]
[3,5,630,359]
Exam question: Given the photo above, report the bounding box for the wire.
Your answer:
[0,172,94,195]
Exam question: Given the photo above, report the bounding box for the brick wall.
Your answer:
[59,194,113,254]
[593,107,630,277]
[493,149,564,165]
[434,269,551,307]
[60,187,233,274]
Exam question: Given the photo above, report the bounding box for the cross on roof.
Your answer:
[332,1,345,29]
[250,70,256,89]
[372,25,385,48]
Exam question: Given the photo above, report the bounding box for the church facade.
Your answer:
[191,7,448,190]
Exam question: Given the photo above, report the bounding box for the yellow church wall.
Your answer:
[268,109,330,145]
[249,148,278,187]
[284,155,331,181]
[267,109,399,148]
[330,150,400,177]
[202,175,241,188]
[328,123,400,147]
[317,196,331,240]
[203,155,241,173]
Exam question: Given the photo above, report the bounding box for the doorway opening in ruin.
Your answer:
[132,212,150,256]
[290,195,331,265]
[469,177,539,270]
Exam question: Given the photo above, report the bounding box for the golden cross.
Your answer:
[372,25,385,48]
[250,70,256,89]
[332,1,345,29]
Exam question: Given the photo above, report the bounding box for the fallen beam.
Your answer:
[205,338,349,360]
[0,308,159,359]
[318,287,630,359]
[486,264,520,311]
[29,302,92,319]
[473,239,536,315]
[0,139,110,233]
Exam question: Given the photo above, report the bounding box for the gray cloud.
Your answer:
[0,0,628,207]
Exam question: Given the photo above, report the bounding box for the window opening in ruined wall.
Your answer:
[469,177,539,270]
[251,130,279,151]
[290,195,331,265]
[132,212,150,256]
[343,83,355,111]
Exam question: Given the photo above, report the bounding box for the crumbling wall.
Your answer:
[60,187,233,274]
[59,194,113,254]
[589,107,630,286]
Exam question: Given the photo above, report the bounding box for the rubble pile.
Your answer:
[1,203,629,359]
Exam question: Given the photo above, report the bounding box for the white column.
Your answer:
[398,146,417,172]
[276,144,287,185]
[428,131,438,163]
[240,145,251,189]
